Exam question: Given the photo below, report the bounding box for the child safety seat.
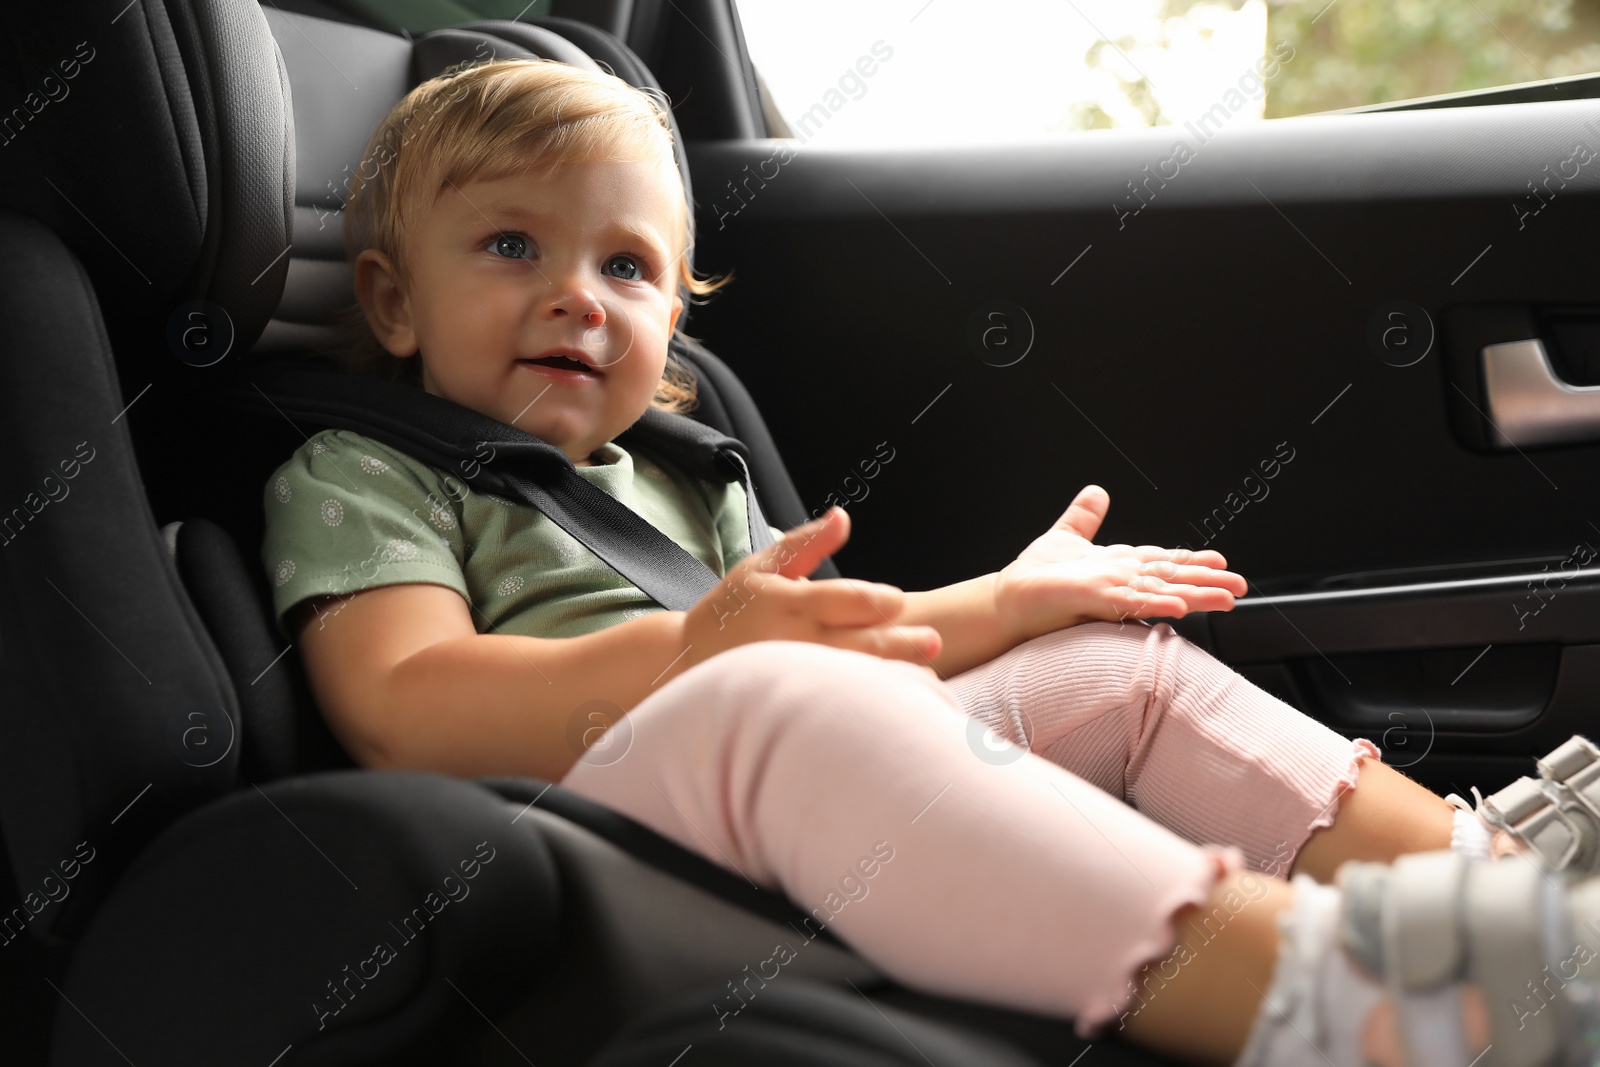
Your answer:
[0,2,1138,1065]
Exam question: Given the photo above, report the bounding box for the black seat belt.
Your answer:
[229,362,776,612]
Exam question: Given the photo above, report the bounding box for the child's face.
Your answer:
[357,154,685,466]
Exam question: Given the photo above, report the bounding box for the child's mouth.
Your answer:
[518,355,600,379]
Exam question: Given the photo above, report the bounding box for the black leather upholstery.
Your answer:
[0,207,241,944]
[0,1,293,353]
[588,979,1045,1067]
[52,770,565,1066]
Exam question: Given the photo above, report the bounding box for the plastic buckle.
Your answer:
[1536,735,1600,783]
[1541,738,1600,831]
[1481,777,1586,871]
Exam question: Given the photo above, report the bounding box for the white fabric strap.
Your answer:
[1464,858,1562,1067]
[1385,851,1466,990]
[1381,853,1475,1067]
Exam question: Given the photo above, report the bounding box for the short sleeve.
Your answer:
[260,430,469,642]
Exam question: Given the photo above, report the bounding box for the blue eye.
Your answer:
[488,233,531,259]
[606,254,642,281]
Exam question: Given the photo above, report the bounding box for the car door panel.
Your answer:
[686,97,1600,794]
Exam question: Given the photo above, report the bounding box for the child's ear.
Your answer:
[668,295,683,337]
[352,249,419,358]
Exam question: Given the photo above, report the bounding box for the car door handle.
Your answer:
[1482,338,1600,448]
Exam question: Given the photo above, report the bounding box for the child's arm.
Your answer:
[896,575,1019,679]
[993,484,1245,636]
[292,583,694,781]
[900,485,1248,679]
[293,508,939,783]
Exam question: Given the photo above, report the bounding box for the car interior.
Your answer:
[5,0,1600,1064]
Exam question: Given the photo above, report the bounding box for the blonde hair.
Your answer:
[326,57,729,414]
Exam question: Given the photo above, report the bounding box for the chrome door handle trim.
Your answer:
[1482,338,1600,448]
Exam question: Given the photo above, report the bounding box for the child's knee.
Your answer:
[1075,618,1179,644]
[1032,618,1191,664]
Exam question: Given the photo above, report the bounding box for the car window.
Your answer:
[734,0,1600,146]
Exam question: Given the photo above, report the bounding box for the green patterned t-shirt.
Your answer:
[259,428,783,643]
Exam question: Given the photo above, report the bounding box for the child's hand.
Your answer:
[676,507,941,677]
[994,485,1248,641]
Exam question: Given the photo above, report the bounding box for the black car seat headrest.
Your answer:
[257,8,697,360]
[0,0,294,355]
[412,20,601,79]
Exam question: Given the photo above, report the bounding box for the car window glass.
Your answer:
[734,0,1600,146]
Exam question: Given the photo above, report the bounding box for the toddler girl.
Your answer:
[261,56,1600,1067]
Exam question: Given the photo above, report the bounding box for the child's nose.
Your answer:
[547,285,605,325]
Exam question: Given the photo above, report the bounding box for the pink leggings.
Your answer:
[558,619,1380,1037]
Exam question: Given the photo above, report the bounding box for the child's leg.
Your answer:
[558,640,1600,1067]
[943,620,1456,881]
[558,639,1268,1053]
